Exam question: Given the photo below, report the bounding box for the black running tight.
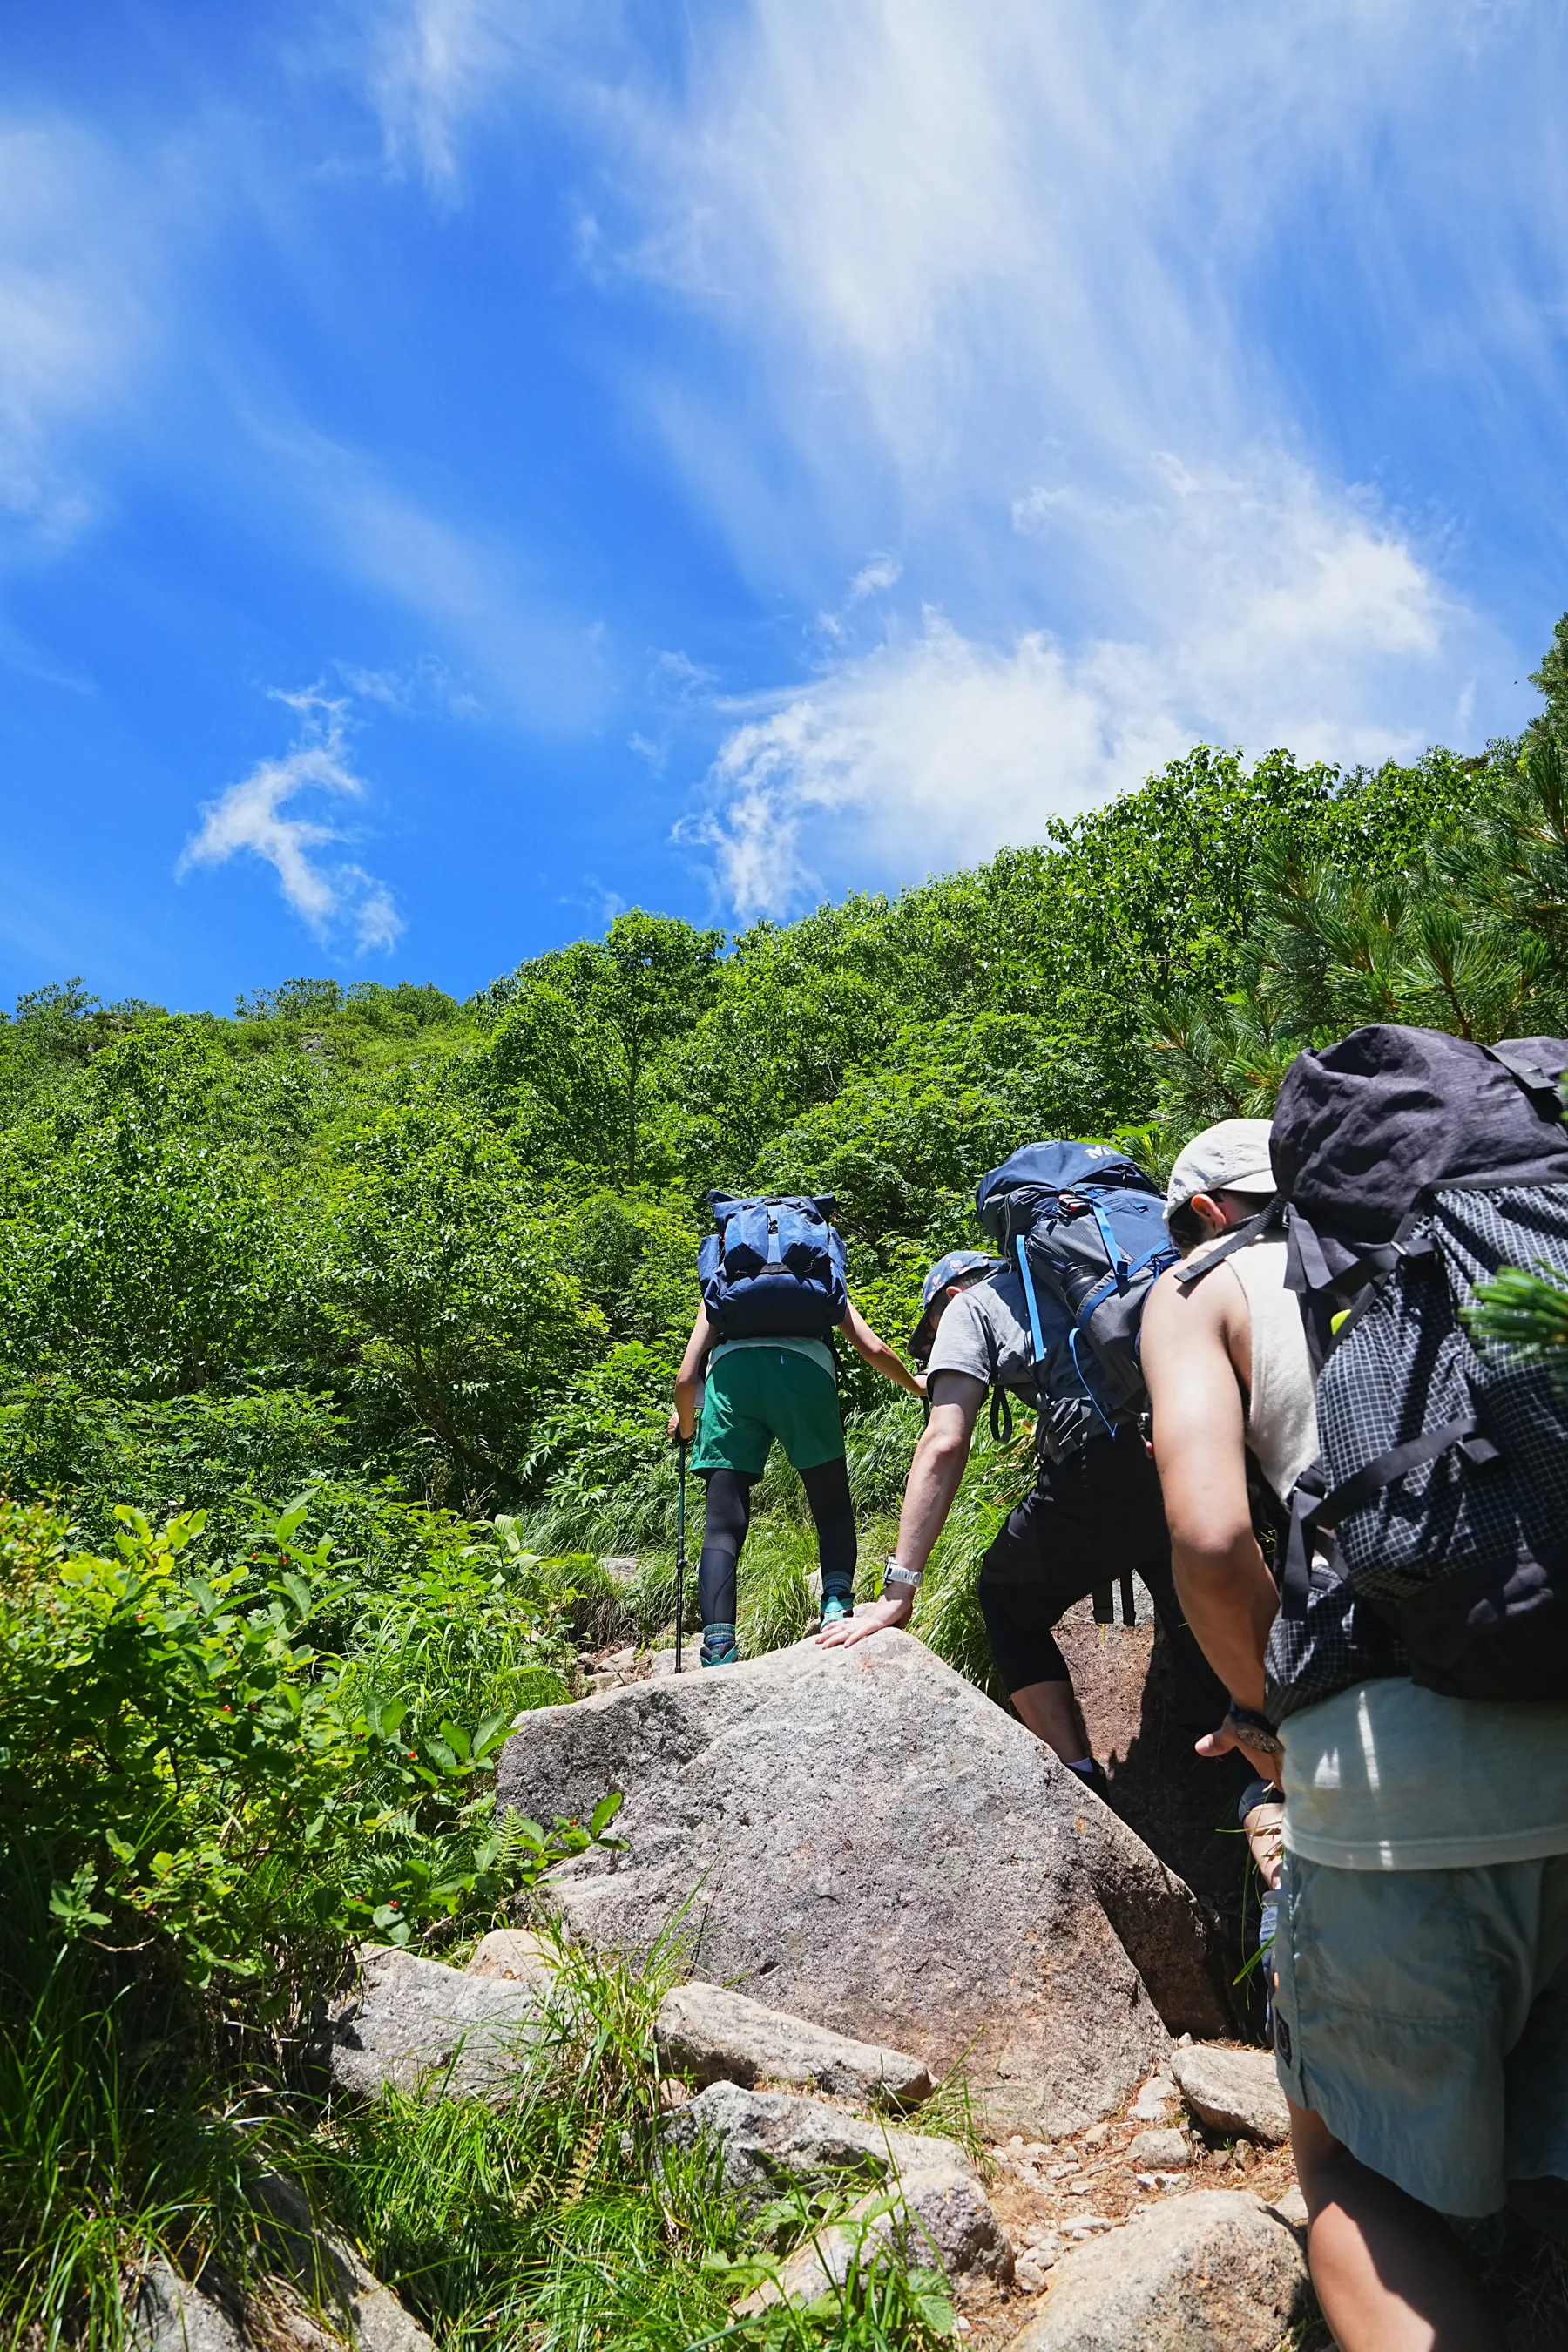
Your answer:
[697,1459,857,1631]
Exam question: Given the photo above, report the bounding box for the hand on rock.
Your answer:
[815,1596,909,1650]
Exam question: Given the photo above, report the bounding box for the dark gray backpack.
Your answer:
[1183,1024,1568,1720]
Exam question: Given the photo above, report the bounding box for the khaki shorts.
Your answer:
[1272,1845,1568,2213]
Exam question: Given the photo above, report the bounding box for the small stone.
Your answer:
[465,1929,557,1987]
[735,2157,1011,2309]
[1082,2120,1109,2147]
[1128,2072,1179,2123]
[1171,2042,1292,2146]
[645,1646,700,1677]
[1268,2183,1309,2231]
[1126,2126,1189,2171]
[655,1980,932,2109]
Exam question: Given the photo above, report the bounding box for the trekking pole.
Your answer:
[675,1436,688,1674]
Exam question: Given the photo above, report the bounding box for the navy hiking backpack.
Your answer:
[699,1193,849,1342]
[975,1141,1177,1440]
[1185,1024,1568,1720]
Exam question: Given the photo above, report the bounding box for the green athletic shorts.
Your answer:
[690,1346,845,1478]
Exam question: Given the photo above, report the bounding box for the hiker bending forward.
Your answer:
[820,1240,1236,1798]
[670,1205,921,1667]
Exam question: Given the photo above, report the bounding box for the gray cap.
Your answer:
[909,1249,1003,1361]
[1165,1119,1277,1217]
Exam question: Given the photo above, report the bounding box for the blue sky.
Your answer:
[3,2,1568,1010]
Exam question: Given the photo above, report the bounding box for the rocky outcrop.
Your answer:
[1010,2191,1308,2351]
[497,1632,1227,2134]
[655,1979,932,2108]
[1171,2043,1292,2146]
[660,2079,974,2212]
[326,1944,546,2101]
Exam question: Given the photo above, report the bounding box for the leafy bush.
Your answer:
[0,1497,596,2009]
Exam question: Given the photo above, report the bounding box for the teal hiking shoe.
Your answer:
[700,1623,740,1666]
[819,1595,854,1631]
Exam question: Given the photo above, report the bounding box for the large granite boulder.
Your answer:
[497,1632,1227,2134]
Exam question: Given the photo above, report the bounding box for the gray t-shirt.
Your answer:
[925,1270,1034,1389]
[926,1271,1093,1461]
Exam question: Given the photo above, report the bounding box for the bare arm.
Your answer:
[668,1304,713,1442]
[816,1371,984,1648]
[840,1298,925,1396]
[1140,1262,1280,1721]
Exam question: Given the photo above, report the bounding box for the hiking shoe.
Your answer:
[1065,1759,1112,1804]
[819,1595,854,1630]
[700,1623,740,1667]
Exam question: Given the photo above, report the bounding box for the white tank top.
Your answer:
[1227,1237,1319,1503]
[1186,1230,1318,1499]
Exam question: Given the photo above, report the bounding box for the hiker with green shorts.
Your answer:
[669,1193,923,1666]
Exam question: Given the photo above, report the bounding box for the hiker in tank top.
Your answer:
[1163,1123,1290,2008]
[1143,1111,1568,2352]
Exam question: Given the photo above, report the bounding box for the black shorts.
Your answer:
[977,1432,1222,1728]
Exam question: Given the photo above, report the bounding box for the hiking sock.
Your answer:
[700,1622,740,1666]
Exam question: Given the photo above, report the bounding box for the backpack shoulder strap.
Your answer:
[1172,1200,1281,1290]
[974,1297,1014,1443]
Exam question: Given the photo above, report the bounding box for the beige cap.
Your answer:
[1166,1118,1277,1216]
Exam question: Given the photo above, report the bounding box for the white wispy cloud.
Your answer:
[421,0,1530,912]
[0,120,152,563]
[363,0,591,191]
[335,652,485,720]
[178,688,404,953]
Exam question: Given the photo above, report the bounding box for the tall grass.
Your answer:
[0,1894,289,2350]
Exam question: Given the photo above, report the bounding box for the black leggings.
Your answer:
[976,1434,1232,1738]
[697,1460,857,1631]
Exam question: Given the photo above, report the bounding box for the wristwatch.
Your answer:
[1226,1701,1285,1761]
[881,1557,923,1597]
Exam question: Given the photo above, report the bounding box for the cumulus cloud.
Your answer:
[178,688,404,953]
[698,449,1460,916]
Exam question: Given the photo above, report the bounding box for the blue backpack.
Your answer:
[975,1142,1176,1436]
[699,1193,850,1342]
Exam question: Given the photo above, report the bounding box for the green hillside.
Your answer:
[9,630,1568,2342]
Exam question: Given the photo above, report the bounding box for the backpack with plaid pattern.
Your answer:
[1183,1025,1568,1720]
